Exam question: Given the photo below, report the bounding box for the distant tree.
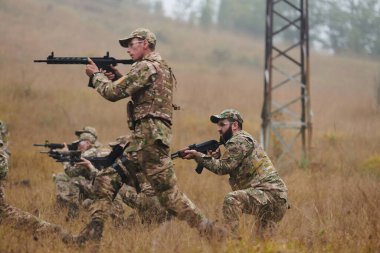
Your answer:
[312,0,380,56]
[217,0,266,37]
[215,0,380,56]
[199,0,213,28]
[172,0,196,22]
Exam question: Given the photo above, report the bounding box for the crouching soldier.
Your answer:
[183,109,288,236]
[54,126,101,220]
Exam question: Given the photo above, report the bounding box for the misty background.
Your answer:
[141,0,380,56]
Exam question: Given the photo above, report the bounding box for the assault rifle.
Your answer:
[33,140,79,151]
[43,145,141,193]
[171,140,221,174]
[46,144,125,170]
[34,51,134,81]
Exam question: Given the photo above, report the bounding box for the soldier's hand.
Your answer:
[76,158,92,169]
[208,147,221,159]
[182,149,200,160]
[85,58,100,77]
[104,65,122,81]
[61,143,69,152]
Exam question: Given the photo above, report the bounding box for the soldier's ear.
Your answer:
[143,40,149,49]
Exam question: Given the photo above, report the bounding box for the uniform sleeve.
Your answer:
[93,61,157,101]
[63,163,82,178]
[0,150,9,179]
[195,140,247,175]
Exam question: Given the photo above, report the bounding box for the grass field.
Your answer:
[0,0,380,252]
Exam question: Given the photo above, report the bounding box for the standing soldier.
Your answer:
[183,109,289,236]
[81,28,226,244]
[0,120,70,240]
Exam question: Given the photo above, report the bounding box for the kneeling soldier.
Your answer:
[183,109,288,236]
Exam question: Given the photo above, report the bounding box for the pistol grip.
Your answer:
[195,163,203,174]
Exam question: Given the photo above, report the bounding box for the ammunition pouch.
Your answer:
[127,101,136,130]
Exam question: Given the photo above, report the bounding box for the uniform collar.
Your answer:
[142,51,161,61]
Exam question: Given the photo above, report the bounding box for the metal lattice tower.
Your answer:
[261,0,312,164]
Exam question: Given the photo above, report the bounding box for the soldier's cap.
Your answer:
[75,126,97,139]
[210,109,244,124]
[109,135,130,147]
[119,28,156,48]
[79,133,96,144]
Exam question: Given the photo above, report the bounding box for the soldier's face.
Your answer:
[78,140,92,152]
[126,38,145,61]
[217,119,240,143]
[217,119,231,135]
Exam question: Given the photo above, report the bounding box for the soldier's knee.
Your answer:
[223,192,239,207]
[147,165,177,192]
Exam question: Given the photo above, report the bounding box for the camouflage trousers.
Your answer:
[54,172,92,207]
[73,167,126,243]
[54,172,92,220]
[223,188,288,233]
[54,172,125,225]
[0,181,69,239]
[118,185,173,227]
[131,118,206,229]
[89,168,125,227]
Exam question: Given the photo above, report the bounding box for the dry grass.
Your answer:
[1,0,380,252]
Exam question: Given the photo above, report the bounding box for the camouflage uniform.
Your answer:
[54,127,99,217]
[54,127,125,225]
[77,28,217,244]
[195,110,288,234]
[0,120,70,240]
[118,169,173,227]
[74,136,173,244]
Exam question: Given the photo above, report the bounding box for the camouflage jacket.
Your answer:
[195,130,287,194]
[64,147,100,180]
[0,147,9,180]
[92,52,175,123]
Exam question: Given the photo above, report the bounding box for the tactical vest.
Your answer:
[131,56,174,123]
[228,131,281,190]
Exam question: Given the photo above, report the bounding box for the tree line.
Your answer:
[134,0,380,56]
